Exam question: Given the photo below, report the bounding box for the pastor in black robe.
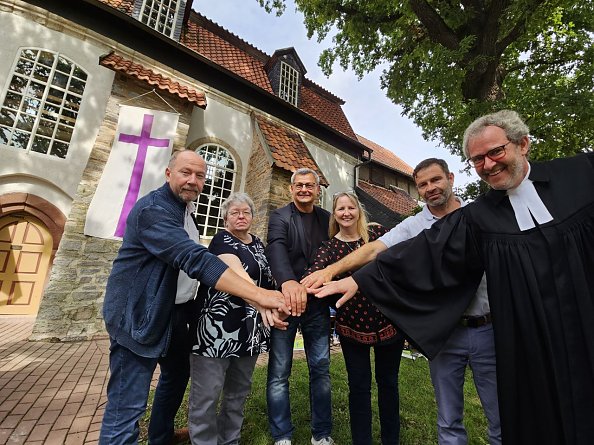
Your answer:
[352,153,594,444]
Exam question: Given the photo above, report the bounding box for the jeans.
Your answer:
[340,335,405,445]
[266,300,331,441]
[99,340,159,445]
[429,324,501,445]
[100,302,192,445]
[148,301,193,444]
[189,354,259,445]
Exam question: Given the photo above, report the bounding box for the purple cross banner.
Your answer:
[84,105,179,239]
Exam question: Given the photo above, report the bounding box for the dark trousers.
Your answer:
[340,335,405,445]
[148,300,193,444]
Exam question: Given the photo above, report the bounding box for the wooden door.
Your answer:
[0,214,53,315]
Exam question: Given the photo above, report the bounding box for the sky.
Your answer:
[196,0,474,186]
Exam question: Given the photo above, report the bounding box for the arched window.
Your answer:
[0,48,87,159]
[193,144,237,238]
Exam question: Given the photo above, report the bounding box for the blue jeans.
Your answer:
[429,323,501,445]
[99,340,158,445]
[340,335,405,445]
[266,300,331,441]
[149,302,192,443]
[100,302,192,445]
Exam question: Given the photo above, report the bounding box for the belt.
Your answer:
[460,313,491,328]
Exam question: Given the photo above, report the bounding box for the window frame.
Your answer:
[278,61,299,107]
[0,47,88,160]
[139,0,182,38]
[192,144,237,239]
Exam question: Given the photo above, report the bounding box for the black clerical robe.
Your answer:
[353,153,594,444]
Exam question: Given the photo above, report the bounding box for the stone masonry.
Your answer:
[31,75,193,341]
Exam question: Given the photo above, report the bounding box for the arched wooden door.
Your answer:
[0,214,53,315]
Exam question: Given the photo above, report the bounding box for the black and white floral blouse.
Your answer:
[191,230,275,358]
[305,225,399,346]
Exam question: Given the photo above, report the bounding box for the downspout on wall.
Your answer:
[353,147,372,189]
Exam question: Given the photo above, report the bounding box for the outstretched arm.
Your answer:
[213,268,290,324]
[217,254,288,329]
[311,276,359,308]
[301,240,387,290]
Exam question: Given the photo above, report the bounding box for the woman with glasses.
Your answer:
[189,192,276,445]
[305,192,405,445]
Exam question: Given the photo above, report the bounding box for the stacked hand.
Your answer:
[256,289,290,329]
[300,268,334,292]
[281,280,308,316]
[310,277,359,308]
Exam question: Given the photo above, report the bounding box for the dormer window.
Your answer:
[279,61,299,106]
[139,0,182,38]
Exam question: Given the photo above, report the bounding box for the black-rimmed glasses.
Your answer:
[467,141,512,167]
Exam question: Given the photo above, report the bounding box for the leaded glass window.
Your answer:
[139,0,181,38]
[279,61,299,106]
[193,144,237,238]
[0,48,87,159]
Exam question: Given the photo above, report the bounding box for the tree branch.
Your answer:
[408,0,460,49]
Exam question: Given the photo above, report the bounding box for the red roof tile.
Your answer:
[255,115,329,186]
[100,0,134,14]
[356,134,413,176]
[99,52,207,108]
[300,81,357,139]
[357,134,413,178]
[94,2,358,143]
[358,180,417,216]
[182,14,274,93]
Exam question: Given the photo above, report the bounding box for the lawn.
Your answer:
[141,350,489,444]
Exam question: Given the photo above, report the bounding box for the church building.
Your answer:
[0,0,417,339]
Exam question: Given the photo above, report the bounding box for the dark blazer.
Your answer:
[265,202,330,287]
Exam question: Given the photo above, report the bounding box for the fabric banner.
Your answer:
[84,105,179,239]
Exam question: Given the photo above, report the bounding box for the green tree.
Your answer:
[259,0,594,165]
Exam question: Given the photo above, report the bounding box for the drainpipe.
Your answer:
[353,147,372,190]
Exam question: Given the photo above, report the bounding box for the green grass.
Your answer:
[141,351,489,444]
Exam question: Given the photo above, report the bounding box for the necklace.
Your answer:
[342,238,361,254]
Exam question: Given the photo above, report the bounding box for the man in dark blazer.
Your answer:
[265,168,334,445]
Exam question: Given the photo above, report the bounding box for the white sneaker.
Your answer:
[311,437,335,445]
[274,440,292,445]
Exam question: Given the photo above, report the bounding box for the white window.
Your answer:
[193,144,237,238]
[0,49,87,159]
[140,0,181,38]
[279,61,299,106]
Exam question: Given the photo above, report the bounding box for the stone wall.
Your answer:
[31,74,194,341]
[268,168,293,214]
[243,123,274,241]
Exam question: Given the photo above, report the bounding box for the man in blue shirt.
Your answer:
[100,149,287,445]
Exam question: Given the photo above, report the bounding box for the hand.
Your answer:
[311,277,358,308]
[301,267,334,291]
[281,280,307,316]
[258,307,289,330]
[256,289,291,316]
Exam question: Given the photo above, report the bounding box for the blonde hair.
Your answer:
[329,192,369,244]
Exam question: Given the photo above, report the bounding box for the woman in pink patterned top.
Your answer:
[305,192,405,445]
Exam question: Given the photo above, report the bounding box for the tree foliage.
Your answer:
[258,0,594,164]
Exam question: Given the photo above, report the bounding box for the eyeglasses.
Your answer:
[467,141,512,167]
[333,190,356,199]
[292,182,317,190]
[228,210,252,218]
